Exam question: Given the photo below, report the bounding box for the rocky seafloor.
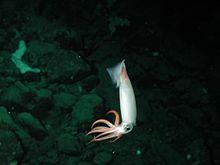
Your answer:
[0,1,219,165]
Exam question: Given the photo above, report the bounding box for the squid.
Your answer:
[87,60,137,143]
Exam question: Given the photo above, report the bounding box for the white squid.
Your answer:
[87,60,137,143]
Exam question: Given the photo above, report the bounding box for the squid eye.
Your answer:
[123,124,133,133]
[125,126,131,131]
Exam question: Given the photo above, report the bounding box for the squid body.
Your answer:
[87,60,137,143]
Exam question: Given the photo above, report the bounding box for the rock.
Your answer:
[32,88,53,117]
[0,50,15,75]
[27,40,59,57]
[35,88,52,101]
[0,107,33,147]
[37,149,59,165]
[57,133,81,155]
[80,75,100,92]
[45,50,91,83]
[67,157,80,165]
[17,112,46,139]
[20,40,91,83]
[77,162,91,165]
[0,130,23,165]
[0,106,17,128]
[72,94,103,124]
[53,92,77,110]
[0,85,23,105]
[93,151,113,165]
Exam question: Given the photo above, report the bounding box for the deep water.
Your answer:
[0,1,219,165]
